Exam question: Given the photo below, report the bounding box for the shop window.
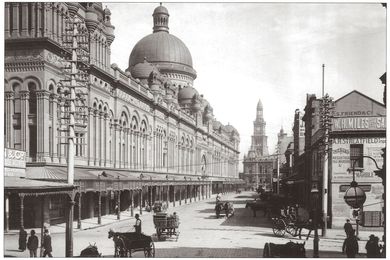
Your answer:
[350,144,363,168]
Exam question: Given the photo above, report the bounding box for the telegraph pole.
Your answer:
[61,16,89,257]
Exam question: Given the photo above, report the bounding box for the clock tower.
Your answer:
[250,99,269,156]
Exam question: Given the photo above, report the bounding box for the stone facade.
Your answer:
[4,3,241,229]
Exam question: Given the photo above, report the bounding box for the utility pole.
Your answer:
[61,16,89,257]
[320,90,333,237]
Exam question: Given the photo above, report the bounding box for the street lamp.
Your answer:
[97,171,108,225]
[344,156,381,238]
[311,186,320,258]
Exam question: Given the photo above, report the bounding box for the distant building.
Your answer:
[243,99,273,190]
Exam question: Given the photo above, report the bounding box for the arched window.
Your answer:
[12,83,21,149]
[28,83,37,114]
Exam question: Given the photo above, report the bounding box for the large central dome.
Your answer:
[128,4,197,81]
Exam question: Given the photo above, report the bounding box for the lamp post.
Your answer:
[344,156,381,238]
[117,176,120,220]
[97,171,108,224]
[311,186,320,258]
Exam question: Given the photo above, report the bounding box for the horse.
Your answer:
[215,202,234,218]
[80,243,102,257]
[295,219,324,240]
[108,229,127,257]
[245,201,268,217]
[263,241,306,258]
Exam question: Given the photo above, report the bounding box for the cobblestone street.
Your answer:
[4,191,382,257]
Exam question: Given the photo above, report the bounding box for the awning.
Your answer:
[5,176,75,193]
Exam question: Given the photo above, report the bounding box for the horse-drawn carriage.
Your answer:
[153,213,180,241]
[108,229,155,257]
[272,207,317,239]
[152,201,168,213]
[215,201,234,218]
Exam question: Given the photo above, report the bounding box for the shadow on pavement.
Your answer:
[220,208,273,228]
[150,246,262,258]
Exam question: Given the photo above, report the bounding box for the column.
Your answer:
[104,114,109,167]
[179,186,182,205]
[99,112,103,166]
[198,185,201,201]
[202,185,204,200]
[19,194,25,229]
[189,185,192,203]
[77,193,82,229]
[59,97,66,163]
[166,185,169,208]
[11,3,20,38]
[184,185,188,204]
[93,111,98,165]
[20,91,29,154]
[209,183,211,198]
[139,189,143,215]
[173,186,176,207]
[4,193,9,232]
[4,92,13,148]
[130,190,134,217]
[52,4,58,41]
[194,185,196,202]
[37,3,42,37]
[36,91,50,162]
[5,3,10,38]
[51,94,58,162]
[117,191,121,220]
[98,190,102,224]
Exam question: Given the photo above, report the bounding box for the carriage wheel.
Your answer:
[272,219,286,237]
[144,241,155,258]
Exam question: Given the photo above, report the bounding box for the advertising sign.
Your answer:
[4,148,26,169]
[331,137,385,183]
[332,117,386,131]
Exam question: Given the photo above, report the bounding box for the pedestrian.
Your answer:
[366,235,381,258]
[133,214,142,235]
[115,204,119,215]
[344,219,354,237]
[27,230,39,257]
[342,229,359,258]
[18,227,27,251]
[42,229,52,257]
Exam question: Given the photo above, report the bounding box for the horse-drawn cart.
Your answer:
[108,230,155,257]
[215,201,234,218]
[153,213,180,241]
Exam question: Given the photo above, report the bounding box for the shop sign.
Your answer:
[332,117,386,131]
[4,148,26,169]
[331,137,385,182]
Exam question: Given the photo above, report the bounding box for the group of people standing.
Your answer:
[18,227,53,257]
[342,219,383,258]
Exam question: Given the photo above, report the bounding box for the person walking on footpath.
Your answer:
[342,230,359,258]
[18,227,28,251]
[27,230,38,257]
[366,235,381,258]
[344,219,354,237]
[42,229,52,257]
[134,214,142,235]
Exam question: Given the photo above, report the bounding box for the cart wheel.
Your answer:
[272,219,286,237]
[144,241,155,258]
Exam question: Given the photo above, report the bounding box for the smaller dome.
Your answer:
[131,58,159,79]
[257,99,263,110]
[178,86,198,101]
[212,121,222,131]
[224,124,236,133]
[153,5,169,15]
[104,6,111,15]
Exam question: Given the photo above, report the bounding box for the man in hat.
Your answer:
[27,230,39,257]
[366,235,381,257]
[344,219,353,237]
[134,214,142,235]
[42,229,52,257]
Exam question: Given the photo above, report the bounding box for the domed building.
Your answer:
[4,2,242,232]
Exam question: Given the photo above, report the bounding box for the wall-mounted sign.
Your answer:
[4,148,26,169]
[333,111,373,117]
[332,117,386,131]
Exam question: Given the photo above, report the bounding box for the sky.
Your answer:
[106,2,386,161]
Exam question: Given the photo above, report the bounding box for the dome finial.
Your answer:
[153,4,169,33]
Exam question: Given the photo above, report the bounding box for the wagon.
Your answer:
[272,207,310,238]
[153,213,180,241]
[215,201,234,218]
[108,230,155,257]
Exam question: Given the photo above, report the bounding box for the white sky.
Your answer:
[106,2,386,163]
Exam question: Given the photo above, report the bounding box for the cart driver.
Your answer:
[134,214,142,235]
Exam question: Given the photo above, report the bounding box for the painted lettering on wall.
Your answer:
[332,117,386,131]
